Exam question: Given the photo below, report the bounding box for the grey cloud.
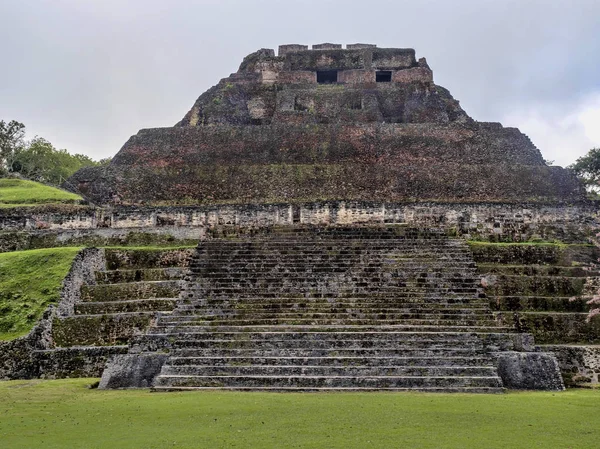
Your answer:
[0,0,599,164]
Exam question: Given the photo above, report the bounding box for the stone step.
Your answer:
[144,331,491,341]
[201,234,461,240]
[104,248,194,270]
[81,281,181,302]
[196,251,472,257]
[157,317,500,327]
[172,310,489,320]
[493,311,597,344]
[171,310,493,319]
[75,298,178,314]
[195,256,475,263]
[190,287,480,295]
[192,279,480,287]
[202,236,454,243]
[95,268,186,284]
[52,313,157,347]
[166,355,495,367]
[193,261,478,268]
[476,264,599,277]
[176,299,490,308]
[485,275,586,297]
[149,323,509,333]
[488,295,590,312]
[172,309,489,319]
[153,374,503,389]
[167,340,488,351]
[152,386,505,393]
[198,249,472,257]
[160,365,498,377]
[174,304,490,313]
[164,315,496,326]
[166,347,492,358]
[148,323,511,332]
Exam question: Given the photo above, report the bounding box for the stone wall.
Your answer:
[1,202,597,252]
[541,345,600,387]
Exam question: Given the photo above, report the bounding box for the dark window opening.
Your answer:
[376,71,392,82]
[317,70,338,84]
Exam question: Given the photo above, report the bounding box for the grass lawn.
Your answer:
[0,247,83,340]
[0,379,597,449]
[0,178,81,207]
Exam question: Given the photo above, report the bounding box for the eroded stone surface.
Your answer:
[497,352,565,390]
[65,45,584,206]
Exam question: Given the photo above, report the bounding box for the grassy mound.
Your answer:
[0,247,82,340]
[1,379,599,449]
[0,178,82,207]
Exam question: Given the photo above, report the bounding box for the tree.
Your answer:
[569,148,600,192]
[11,137,101,185]
[0,120,25,173]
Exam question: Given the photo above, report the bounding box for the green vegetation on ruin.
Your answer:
[1,379,599,449]
[0,178,82,207]
[0,247,82,340]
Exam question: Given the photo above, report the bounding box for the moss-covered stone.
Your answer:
[485,275,585,297]
[104,248,194,270]
[469,242,599,266]
[489,296,589,313]
[52,313,154,347]
[81,281,180,302]
[495,312,600,344]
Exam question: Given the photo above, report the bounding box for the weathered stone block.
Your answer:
[99,353,168,389]
[278,44,308,56]
[338,69,376,84]
[347,43,377,49]
[277,71,316,84]
[312,43,342,50]
[496,352,565,390]
[392,67,433,83]
[540,344,600,386]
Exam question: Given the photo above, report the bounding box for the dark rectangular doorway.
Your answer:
[376,71,392,82]
[317,70,338,84]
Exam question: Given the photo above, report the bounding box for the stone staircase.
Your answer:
[34,248,192,378]
[471,243,600,386]
[145,226,513,392]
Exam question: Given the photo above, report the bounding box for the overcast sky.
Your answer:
[1,0,599,167]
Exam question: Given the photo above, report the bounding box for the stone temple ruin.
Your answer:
[1,43,599,391]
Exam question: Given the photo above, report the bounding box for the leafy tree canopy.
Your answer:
[0,120,110,185]
[0,120,25,173]
[569,148,600,192]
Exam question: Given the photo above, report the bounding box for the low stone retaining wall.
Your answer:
[540,345,600,387]
[0,201,597,252]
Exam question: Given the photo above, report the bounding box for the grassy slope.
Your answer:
[0,178,81,207]
[0,247,82,340]
[0,379,599,449]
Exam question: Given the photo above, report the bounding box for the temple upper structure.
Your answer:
[67,44,585,205]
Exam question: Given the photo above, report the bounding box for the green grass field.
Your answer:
[0,247,83,340]
[0,178,82,207]
[0,379,598,449]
